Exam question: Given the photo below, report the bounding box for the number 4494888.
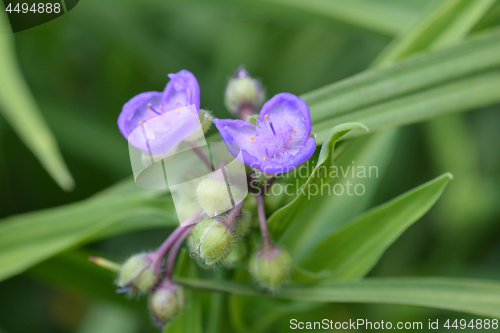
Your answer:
[6,3,61,14]
[444,319,498,330]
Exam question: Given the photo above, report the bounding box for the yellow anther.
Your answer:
[250,136,254,142]
[177,106,181,111]
[147,109,153,112]
[140,121,146,124]
[294,129,297,135]
[264,114,269,120]
[263,157,268,161]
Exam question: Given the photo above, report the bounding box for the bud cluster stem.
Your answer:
[256,192,272,250]
[186,141,213,171]
[221,201,244,229]
[153,213,200,265]
[165,224,196,279]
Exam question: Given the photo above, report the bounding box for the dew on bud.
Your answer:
[249,245,291,291]
[117,253,159,294]
[149,280,185,326]
[190,219,235,266]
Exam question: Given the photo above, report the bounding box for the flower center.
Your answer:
[253,118,301,162]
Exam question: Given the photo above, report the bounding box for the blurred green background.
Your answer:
[0,0,499,332]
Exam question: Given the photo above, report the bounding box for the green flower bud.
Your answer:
[225,67,264,116]
[185,110,213,141]
[223,241,247,267]
[233,209,252,238]
[191,219,235,266]
[195,176,231,216]
[149,281,185,326]
[249,246,291,291]
[117,253,159,294]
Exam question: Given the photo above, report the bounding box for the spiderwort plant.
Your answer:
[104,67,317,329]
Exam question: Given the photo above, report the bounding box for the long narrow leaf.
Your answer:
[0,11,74,190]
[301,173,452,277]
[373,0,496,67]
[0,194,177,282]
[267,122,368,235]
[178,277,500,318]
[280,130,399,262]
[302,29,500,142]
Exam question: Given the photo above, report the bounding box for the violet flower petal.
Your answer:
[259,92,311,145]
[128,105,200,154]
[162,70,200,112]
[118,91,163,140]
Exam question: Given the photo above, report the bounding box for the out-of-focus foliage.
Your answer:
[0,0,499,332]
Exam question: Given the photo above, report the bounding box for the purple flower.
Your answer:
[118,70,201,153]
[214,93,316,174]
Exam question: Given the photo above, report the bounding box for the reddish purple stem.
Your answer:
[186,141,213,171]
[152,213,199,267]
[165,225,195,279]
[256,192,272,250]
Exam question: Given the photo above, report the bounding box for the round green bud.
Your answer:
[249,246,291,291]
[225,67,264,115]
[149,281,185,326]
[233,209,252,238]
[191,219,235,266]
[223,241,247,267]
[117,253,159,294]
[195,177,231,216]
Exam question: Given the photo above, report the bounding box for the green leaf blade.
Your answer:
[178,277,500,318]
[372,0,497,67]
[267,122,369,235]
[302,29,500,143]
[0,13,74,190]
[301,173,453,278]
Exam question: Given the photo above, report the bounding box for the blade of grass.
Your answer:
[0,11,74,190]
[301,173,452,277]
[178,277,500,318]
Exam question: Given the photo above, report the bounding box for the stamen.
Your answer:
[294,129,297,135]
[146,103,161,115]
[269,121,276,135]
[288,137,293,141]
[250,136,254,142]
[140,121,146,124]
[177,106,181,111]
[263,157,268,161]
[264,114,269,120]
